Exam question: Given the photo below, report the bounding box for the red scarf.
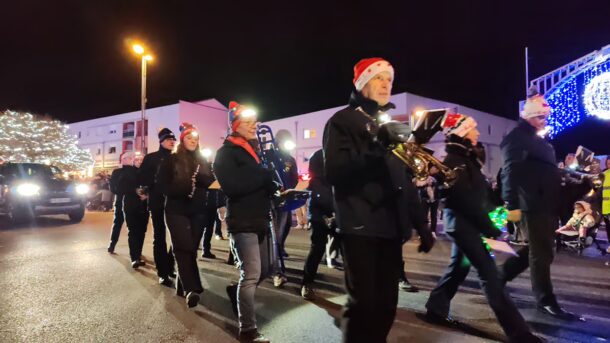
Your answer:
[227,135,260,164]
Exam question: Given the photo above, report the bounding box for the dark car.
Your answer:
[0,163,89,224]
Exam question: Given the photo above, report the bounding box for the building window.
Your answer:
[78,131,81,138]
[123,141,134,151]
[97,148,101,155]
[304,129,316,139]
[108,147,116,154]
[109,129,117,134]
[123,122,135,138]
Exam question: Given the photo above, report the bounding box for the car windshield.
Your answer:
[0,163,64,181]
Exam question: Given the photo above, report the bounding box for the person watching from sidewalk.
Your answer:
[157,123,215,309]
[107,153,129,253]
[139,127,177,287]
[214,101,275,343]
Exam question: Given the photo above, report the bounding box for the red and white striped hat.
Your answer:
[353,58,394,91]
[441,113,478,138]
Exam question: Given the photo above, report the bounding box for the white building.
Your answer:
[69,92,517,178]
[68,99,228,172]
[265,91,518,178]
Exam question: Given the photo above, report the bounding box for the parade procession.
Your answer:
[2,3,610,343]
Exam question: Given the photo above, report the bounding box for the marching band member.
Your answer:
[323,57,434,342]
[214,101,274,343]
[424,113,542,343]
[157,123,214,309]
[499,88,580,320]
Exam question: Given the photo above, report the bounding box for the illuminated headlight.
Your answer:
[75,184,90,195]
[16,183,41,196]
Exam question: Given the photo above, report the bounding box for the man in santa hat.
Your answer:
[323,58,434,342]
[499,87,581,320]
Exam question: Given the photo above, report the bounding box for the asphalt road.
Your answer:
[1,212,609,343]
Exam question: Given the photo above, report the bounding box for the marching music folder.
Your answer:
[208,180,221,190]
[483,238,519,256]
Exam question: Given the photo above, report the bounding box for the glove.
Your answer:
[376,121,411,148]
[417,230,435,253]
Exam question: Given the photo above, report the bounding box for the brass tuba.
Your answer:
[391,142,458,189]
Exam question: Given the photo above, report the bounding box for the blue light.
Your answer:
[543,59,610,139]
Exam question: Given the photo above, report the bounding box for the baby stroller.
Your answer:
[556,210,606,256]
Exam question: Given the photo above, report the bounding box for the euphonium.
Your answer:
[391,142,458,189]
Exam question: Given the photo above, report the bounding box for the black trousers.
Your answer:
[423,201,439,233]
[200,209,217,254]
[166,213,205,294]
[124,208,149,262]
[302,219,337,285]
[214,215,223,236]
[499,212,558,307]
[151,209,175,278]
[341,234,402,343]
[108,197,124,247]
[425,211,530,339]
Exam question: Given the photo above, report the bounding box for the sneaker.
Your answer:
[273,274,287,288]
[186,291,200,308]
[215,234,223,240]
[226,284,238,315]
[399,280,419,292]
[238,329,270,343]
[326,258,341,269]
[301,284,315,300]
[107,244,115,254]
[159,277,173,287]
[131,260,140,269]
[201,252,217,259]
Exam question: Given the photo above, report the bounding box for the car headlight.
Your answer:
[16,183,41,196]
[75,183,90,195]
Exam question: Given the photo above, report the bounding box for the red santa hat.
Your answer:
[441,113,477,138]
[521,86,551,119]
[353,58,394,91]
[179,122,198,142]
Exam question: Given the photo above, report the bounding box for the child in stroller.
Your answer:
[556,200,605,255]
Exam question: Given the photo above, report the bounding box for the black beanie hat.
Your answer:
[158,128,176,143]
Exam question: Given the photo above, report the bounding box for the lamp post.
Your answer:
[132,44,153,155]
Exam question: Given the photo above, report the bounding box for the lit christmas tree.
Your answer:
[0,110,93,172]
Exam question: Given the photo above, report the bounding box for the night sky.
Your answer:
[2,1,610,155]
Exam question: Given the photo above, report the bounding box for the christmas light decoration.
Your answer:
[488,206,508,231]
[544,59,610,138]
[584,71,610,120]
[0,110,94,172]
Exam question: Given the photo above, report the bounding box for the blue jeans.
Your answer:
[230,232,272,331]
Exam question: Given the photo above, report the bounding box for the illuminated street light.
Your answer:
[129,42,154,154]
[132,44,144,55]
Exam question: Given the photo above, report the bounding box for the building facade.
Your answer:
[67,99,228,172]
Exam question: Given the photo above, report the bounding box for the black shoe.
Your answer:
[537,304,583,321]
[131,260,140,269]
[186,291,200,308]
[509,332,547,343]
[201,252,217,259]
[168,271,177,279]
[107,244,115,254]
[424,311,460,327]
[159,277,173,287]
[238,329,270,343]
[226,284,238,315]
[176,278,185,297]
[399,280,419,292]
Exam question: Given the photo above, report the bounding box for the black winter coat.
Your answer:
[323,91,428,241]
[139,146,172,211]
[214,139,274,234]
[501,120,561,214]
[277,150,299,189]
[157,150,214,216]
[116,165,147,213]
[109,168,123,195]
[442,136,499,238]
[307,149,334,221]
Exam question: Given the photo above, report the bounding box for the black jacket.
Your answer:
[139,146,172,211]
[157,150,215,216]
[214,138,274,234]
[323,91,428,241]
[307,149,334,221]
[501,120,561,214]
[277,150,299,189]
[442,136,499,238]
[116,165,146,213]
[109,168,123,195]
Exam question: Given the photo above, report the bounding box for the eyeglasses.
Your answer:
[533,115,548,121]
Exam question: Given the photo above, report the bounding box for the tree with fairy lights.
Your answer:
[0,110,93,172]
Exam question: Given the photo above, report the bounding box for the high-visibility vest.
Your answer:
[603,169,610,215]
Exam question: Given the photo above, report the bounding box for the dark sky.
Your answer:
[2,0,610,130]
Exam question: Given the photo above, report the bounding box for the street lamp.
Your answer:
[131,43,154,155]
